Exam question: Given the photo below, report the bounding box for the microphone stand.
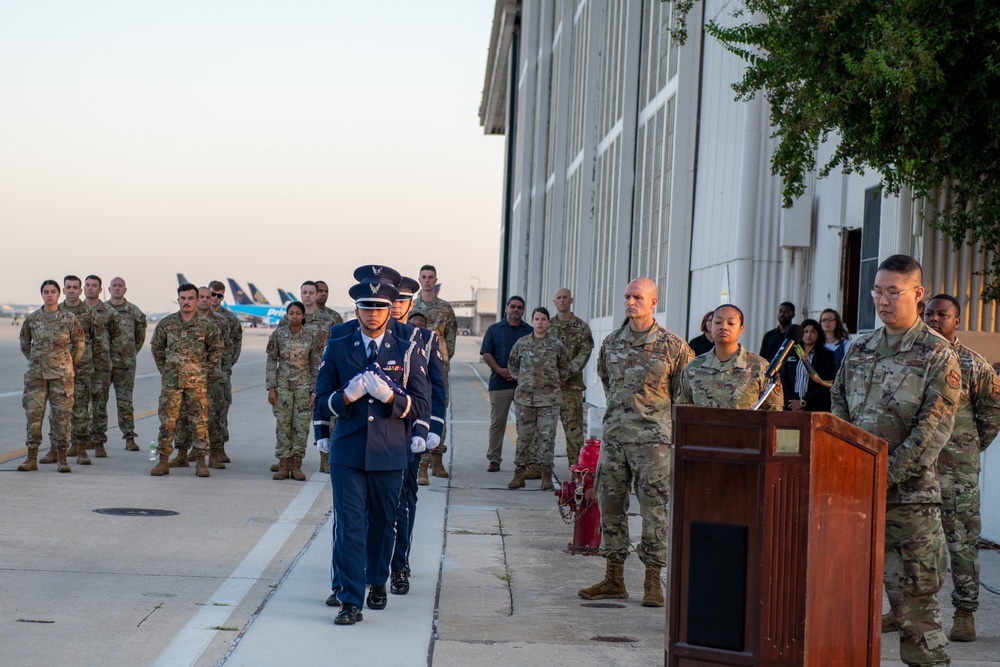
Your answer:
[752,378,780,411]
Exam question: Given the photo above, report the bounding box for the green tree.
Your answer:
[671,1,1000,298]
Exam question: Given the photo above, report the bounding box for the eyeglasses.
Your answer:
[871,287,916,301]
[820,317,837,323]
[211,293,224,298]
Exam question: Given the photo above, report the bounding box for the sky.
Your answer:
[0,1,505,313]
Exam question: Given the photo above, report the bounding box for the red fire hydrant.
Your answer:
[556,438,602,554]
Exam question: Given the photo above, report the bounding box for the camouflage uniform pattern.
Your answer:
[20,309,84,450]
[175,312,231,451]
[107,299,147,440]
[508,334,569,468]
[832,319,961,665]
[87,300,124,446]
[414,295,456,456]
[676,345,783,411]
[61,301,108,447]
[217,306,244,444]
[150,312,224,457]
[549,314,594,467]
[596,323,693,566]
[937,340,1000,612]
[266,324,320,458]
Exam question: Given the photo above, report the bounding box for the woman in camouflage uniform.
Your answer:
[507,307,570,490]
[266,301,319,481]
[677,304,783,411]
[18,280,85,472]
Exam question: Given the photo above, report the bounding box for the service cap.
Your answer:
[396,276,420,299]
[349,278,398,309]
[352,265,401,287]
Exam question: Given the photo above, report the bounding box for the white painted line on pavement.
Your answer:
[152,477,328,667]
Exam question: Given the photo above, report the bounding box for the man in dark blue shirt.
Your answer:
[480,295,532,472]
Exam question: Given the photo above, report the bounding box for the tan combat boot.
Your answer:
[642,565,664,607]
[169,448,190,468]
[194,452,210,477]
[417,460,430,486]
[950,609,976,642]
[94,443,107,458]
[508,466,527,489]
[150,453,170,476]
[524,464,541,480]
[881,611,897,633]
[67,442,78,457]
[290,455,306,481]
[270,460,280,472]
[539,466,554,491]
[219,444,231,463]
[56,447,72,473]
[273,457,289,480]
[39,444,58,464]
[319,451,330,474]
[17,447,39,472]
[125,437,139,451]
[430,451,449,478]
[578,558,628,599]
[76,443,91,465]
[209,448,226,469]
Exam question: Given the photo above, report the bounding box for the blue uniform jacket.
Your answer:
[313,328,430,471]
[325,318,444,436]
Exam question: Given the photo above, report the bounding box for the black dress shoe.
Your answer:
[487,461,500,472]
[325,592,341,607]
[334,603,363,625]
[366,584,388,610]
[390,570,410,595]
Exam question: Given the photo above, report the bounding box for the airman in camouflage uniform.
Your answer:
[549,288,594,471]
[677,346,783,410]
[413,265,458,478]
[83,275,125,457]
[209,280,243,460]
[832,256,961,666]
[267,303,320,481]
[172,288,232,470]
[921,295,1000,642]
[150,283,224,477]
[314,280,344,326]
[60,275,111,465]
[17,280,85,473]
[106,277,147,451]
[278,280,340,353]
[506,310,570,490]
[579,277,694,608]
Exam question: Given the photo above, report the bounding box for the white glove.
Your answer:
[343,374,366,403]
[316,438,330,453]
[426,433,441,450]
[362,371,394,403]
[410,436,427,454]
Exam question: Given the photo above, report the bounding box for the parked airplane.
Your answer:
[277,288,295,304]
[175,274,284,326]
[248,282,270,305]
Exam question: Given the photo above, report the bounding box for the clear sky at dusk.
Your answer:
[0,1,504,313]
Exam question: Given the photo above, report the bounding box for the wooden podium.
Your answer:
[666,407,887,666]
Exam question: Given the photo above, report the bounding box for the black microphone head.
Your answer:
[784,324,804,344]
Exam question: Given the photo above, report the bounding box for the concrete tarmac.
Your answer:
[2,329,998,665]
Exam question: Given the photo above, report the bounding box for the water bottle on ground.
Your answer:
[149,441,158,461]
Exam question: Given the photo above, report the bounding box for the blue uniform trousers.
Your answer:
[391,453,421,574]
[331,464,404,608]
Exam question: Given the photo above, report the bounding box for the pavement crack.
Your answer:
[137,603,163,627]
[496,508,514,617]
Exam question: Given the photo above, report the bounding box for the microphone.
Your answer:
[764,324,804,381]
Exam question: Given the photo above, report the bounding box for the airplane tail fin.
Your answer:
[277,289,293,304]
[248,282,270,305]
[177,273,190,286]
[227,279,254,305]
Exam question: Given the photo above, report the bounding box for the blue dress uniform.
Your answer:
[313,280,430,623]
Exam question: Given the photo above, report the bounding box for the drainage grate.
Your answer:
[93,508,178,517]
[592,635,638,643]
[580,603,626,609]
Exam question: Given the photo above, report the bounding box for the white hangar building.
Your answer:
[480,0,1000,540]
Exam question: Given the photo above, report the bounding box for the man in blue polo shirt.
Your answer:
[480,295,532,472]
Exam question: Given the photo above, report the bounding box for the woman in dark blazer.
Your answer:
[779,318,835,412]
